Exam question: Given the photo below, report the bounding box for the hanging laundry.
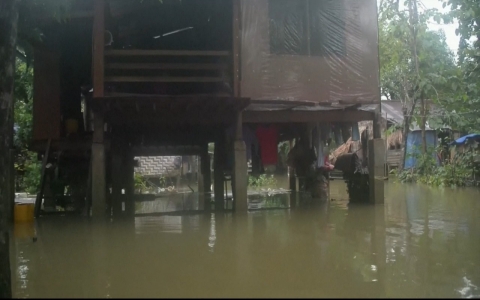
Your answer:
[312,124,324,168]
[320,124,331,142]
[333,125,343,145]
[351,122,360,141]
[312,125,319,154]
[255,125,279,166]
[341,123,352,142]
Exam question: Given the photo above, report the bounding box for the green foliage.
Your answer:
[394,145,479,187]
[14,61,33,149]
[134,173,171,194]
[379,0,457,104]
[134,173,149,193]
[14,61,40,194]
[248,174,278,189]
[432,0,480,133]
[22,152,41,195]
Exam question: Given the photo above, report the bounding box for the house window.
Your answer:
[268,0,346,56]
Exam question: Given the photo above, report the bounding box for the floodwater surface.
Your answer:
[10,181,480,298]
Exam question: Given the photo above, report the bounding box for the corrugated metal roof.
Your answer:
[381,101,404,124]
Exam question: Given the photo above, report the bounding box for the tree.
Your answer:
[437,0,480,133]
[379,0,458,167]
[14,61,42,194]
[0,0,20,297]
[1,1,71,297]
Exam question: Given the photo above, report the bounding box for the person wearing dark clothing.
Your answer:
[287,137,316,192]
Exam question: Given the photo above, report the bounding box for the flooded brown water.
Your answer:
[10,181,480,298]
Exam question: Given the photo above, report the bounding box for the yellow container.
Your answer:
[13,222,35,239]
[14,203,35,223]
[65,118,79,134]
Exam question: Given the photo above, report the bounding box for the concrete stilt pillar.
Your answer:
[91,143,106,218]
[289,167,296,192]
[124,152,135,217]
[111,152,122,218]
[91,112,106,219]
[233,140,248,212]
[288,140,296,192]
[232,112,248,212]
[368,139,385,204]
[214,140,225,211]
[197,155,205,211]
[200,144,211,210]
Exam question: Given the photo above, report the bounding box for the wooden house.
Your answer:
[31,0,383,218]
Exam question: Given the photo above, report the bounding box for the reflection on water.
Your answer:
[10,181,480,298]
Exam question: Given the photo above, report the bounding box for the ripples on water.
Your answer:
[10,181,480,298]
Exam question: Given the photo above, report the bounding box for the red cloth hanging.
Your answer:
[255,125,279,165]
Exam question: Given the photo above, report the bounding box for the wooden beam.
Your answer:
[92,0,105,98]
[105,111,236,126]
[250,99,321,106]
[105,49,230,57]
[104,76,224,83]
[243,110,375,124]
[36,10,94,22]
[106,63,228,70]
[29,139,110,153]
[232,0,241,97]
[94,95,250,105]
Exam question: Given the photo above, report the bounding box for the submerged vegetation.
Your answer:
[248,174,278,190]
